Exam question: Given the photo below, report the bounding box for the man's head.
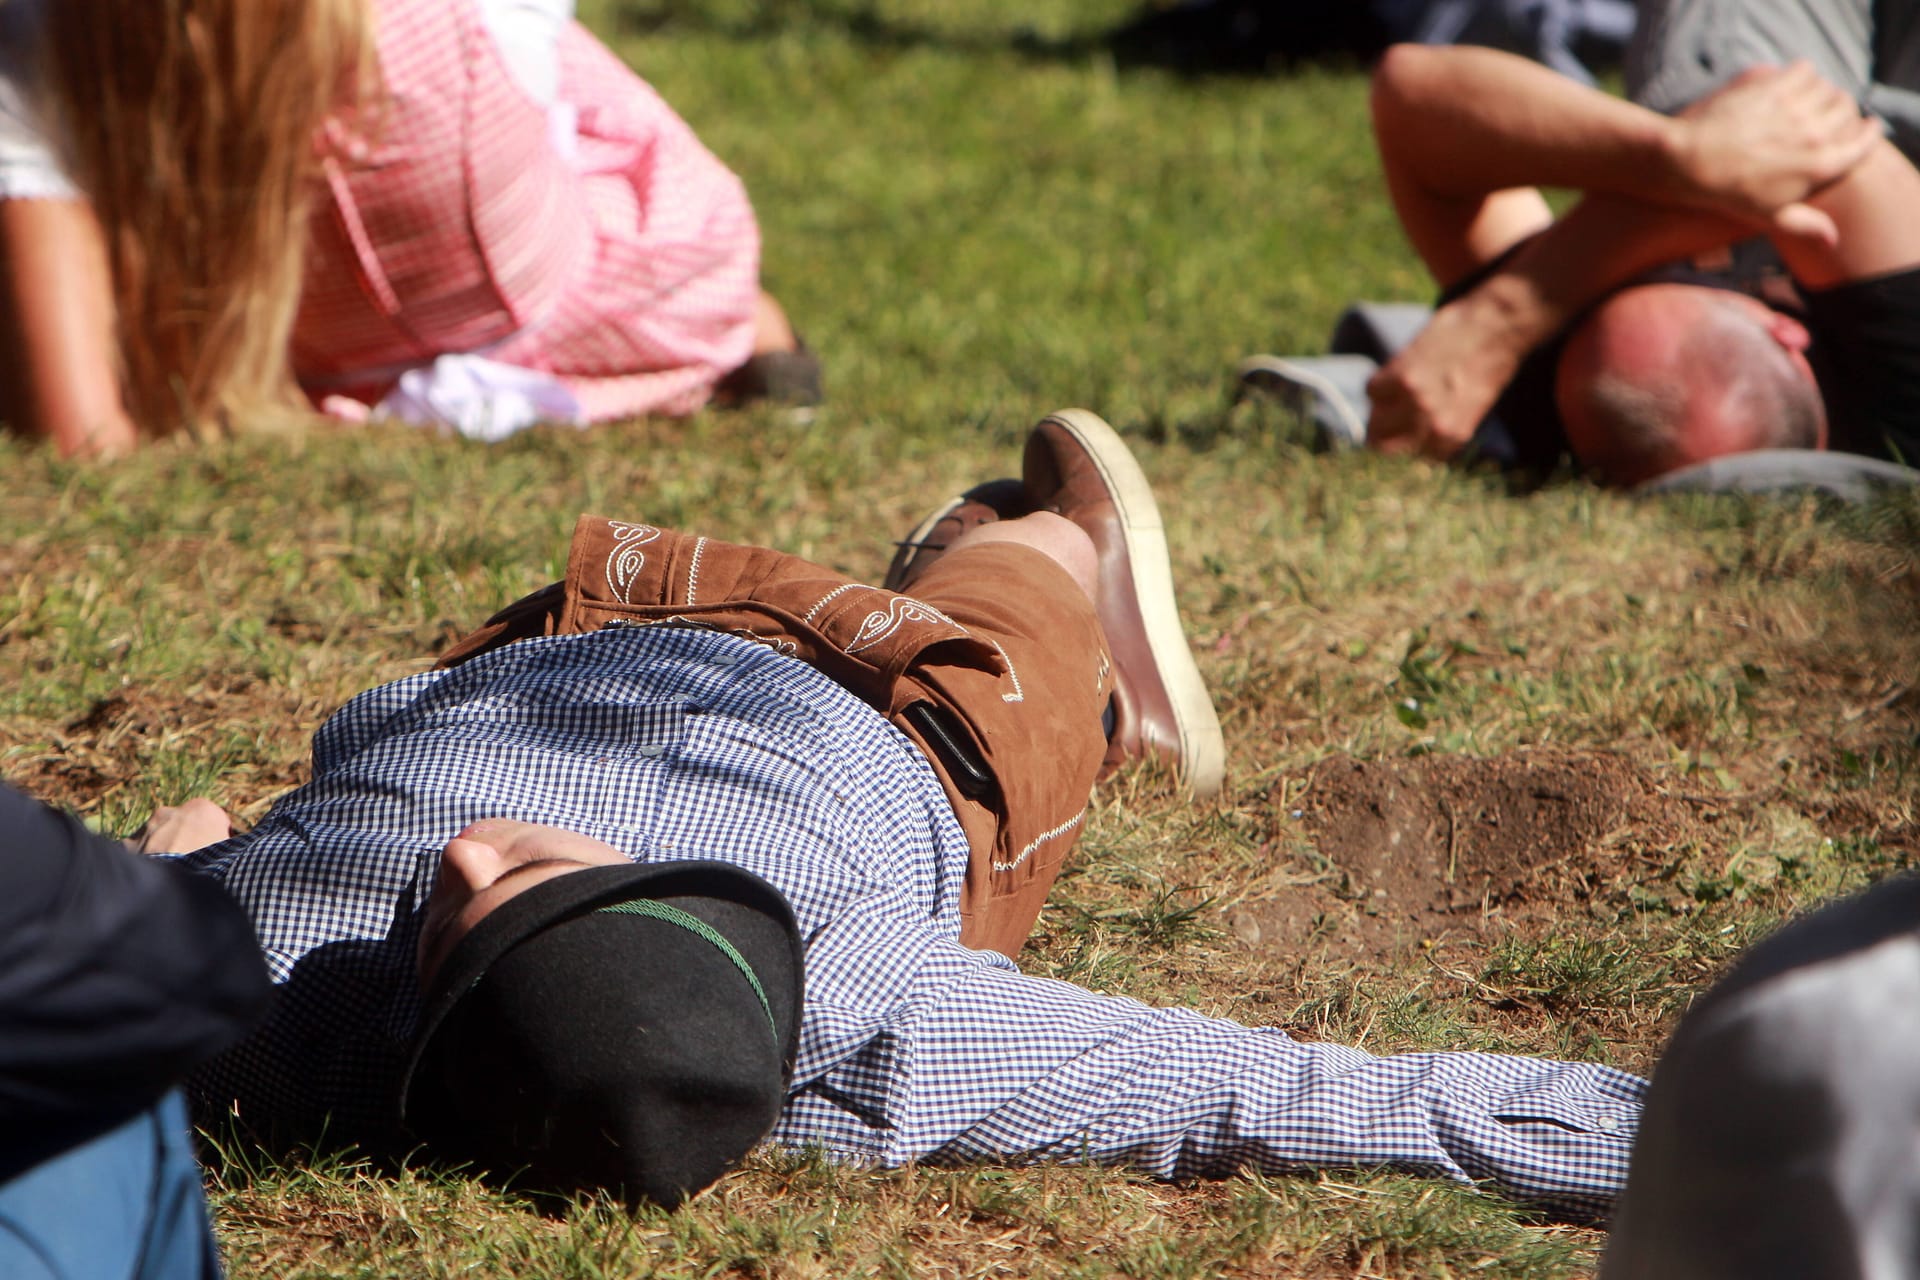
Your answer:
[400,820,804,1207]
[1556,284,1828,487]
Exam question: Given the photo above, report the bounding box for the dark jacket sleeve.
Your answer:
[0,784,273,1130]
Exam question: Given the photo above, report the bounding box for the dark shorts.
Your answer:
[1804,265,1920,462]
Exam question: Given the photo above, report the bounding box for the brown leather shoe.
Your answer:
[712,341,824,409]
[1021,409,1225,796]
[882,477,1029,593]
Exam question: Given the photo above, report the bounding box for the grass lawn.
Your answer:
[6,1,1920,1275]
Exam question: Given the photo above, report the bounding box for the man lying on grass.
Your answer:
[1361,43,1920,485]
[146,410,1641,1217]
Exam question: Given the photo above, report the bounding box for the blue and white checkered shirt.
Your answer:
[178,625,1643,1217]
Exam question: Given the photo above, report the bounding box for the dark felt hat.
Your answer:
[397,860,804,1207]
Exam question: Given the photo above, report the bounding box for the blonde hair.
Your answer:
[39,0,378,436]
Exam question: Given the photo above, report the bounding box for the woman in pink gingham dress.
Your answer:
[0,0,800,456]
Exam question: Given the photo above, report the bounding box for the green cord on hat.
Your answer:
[597,898,777,1039]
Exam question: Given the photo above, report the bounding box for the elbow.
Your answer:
[1369,42,1439,133]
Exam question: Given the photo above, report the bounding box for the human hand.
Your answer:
[1366,298,1528,461]
[1667,61,1882,244]
[126,797,232,855]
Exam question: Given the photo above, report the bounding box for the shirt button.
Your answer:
[636,743,665,758]
[711,649,740,667]
[1594,1113,1620,1132]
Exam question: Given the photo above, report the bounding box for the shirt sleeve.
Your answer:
[0,0,80,201]
[0,785,273,1134]
[776,935,1644,1221]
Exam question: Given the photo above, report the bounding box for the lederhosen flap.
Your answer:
[432,518,1042,919]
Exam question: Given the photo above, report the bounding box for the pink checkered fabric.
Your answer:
[293,0,760,420]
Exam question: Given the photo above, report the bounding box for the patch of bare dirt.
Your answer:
[1232,748,1707,967]
[7,678,316,818]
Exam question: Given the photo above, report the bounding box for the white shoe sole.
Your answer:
[1234,353,1373,451]
[1038,409,1226,797]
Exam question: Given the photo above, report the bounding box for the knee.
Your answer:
[1369,42,1437,131]
[1020,511,1096,579]
[944,513,1098,602]
[1009,512,1097,598]
[1660,909,1920,1163]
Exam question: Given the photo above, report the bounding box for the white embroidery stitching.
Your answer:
[847,596,955,655]
[686,536,708,606]
[905,598,961,629]
[603,522,661,605]
[988,638,1025,704]
[991,811,1083,873]
[597,614,798,657]
[803,582,863,625]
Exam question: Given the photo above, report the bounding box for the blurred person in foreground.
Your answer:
[0,785,269,1279]
[138,411,1646,1217]
[0,0,814,459]
[1362,42,1920,485]
[1600,872,1920,1279]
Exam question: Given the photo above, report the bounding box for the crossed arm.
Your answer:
[777,923,1644,1220]
[1362,44,1913,461]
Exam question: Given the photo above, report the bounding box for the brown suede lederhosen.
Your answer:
[435,515,1114,957]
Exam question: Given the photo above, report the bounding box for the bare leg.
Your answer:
[751,289,799,355]
[942,513,1098,605]
[1368,44,1881,288]
[713,289,819,406]
[1767,138,1920,287]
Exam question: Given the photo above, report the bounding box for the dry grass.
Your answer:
[9,413,1918,1276]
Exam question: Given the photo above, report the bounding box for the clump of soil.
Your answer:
[13,680,315,818]
[1233,748,1705,966]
